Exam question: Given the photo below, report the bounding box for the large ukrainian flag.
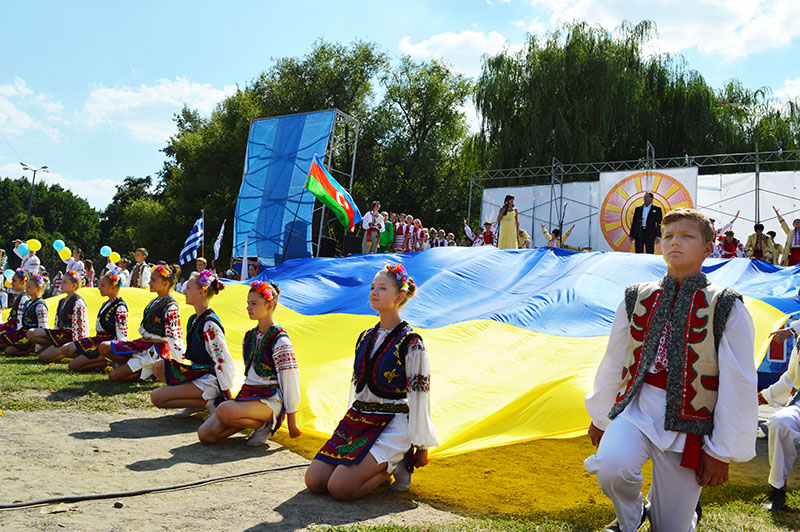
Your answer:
[25,248,800,458]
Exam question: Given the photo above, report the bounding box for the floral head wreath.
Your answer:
[250,280,275,302]
[105,271,121,286]
[32,274,45,287]
[385,263,410,293]
[197,270,216,291]
[14,269,28,281]
[152,265,172,278]
[65,270,81,284]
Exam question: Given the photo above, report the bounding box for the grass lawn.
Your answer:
[0,354,158,412]
[2,354,800,531]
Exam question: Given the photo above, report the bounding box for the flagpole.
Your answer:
[282,187,308,264]
[201,209,205,259]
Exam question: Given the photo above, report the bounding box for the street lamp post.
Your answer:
[20,162,48,240]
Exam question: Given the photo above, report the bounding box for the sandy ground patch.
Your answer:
[0,409,462,531]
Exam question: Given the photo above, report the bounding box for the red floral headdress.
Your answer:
[65,270,81,284]
[105,271,120,286]
[152,265,171,278]
[250,280,275,302]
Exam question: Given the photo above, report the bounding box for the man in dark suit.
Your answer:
[629,192,662,254]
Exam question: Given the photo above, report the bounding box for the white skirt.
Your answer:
[369,413,411,473]
[190,374,221,401]
[126,350,158,380]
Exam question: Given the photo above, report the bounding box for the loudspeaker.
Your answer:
[343,233,361,256]
[319,236,337,257]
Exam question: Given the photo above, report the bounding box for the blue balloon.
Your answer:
[17,243,30,256]
[3,269,14,279]
[53,239,65,251]
[100,246,112,257]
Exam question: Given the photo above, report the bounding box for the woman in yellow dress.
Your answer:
[495,195,519,249]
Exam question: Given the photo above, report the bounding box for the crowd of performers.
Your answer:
[7,204,800,518]
[0,254,436,499]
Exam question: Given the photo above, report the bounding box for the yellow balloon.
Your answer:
[26,239,42,252]
[109,252,121,263]
[59,247,71,261]
[4,281,10,288]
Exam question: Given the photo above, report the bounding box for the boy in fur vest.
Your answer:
[584,208,758,532]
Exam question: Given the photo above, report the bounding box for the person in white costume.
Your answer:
[584,208,758,532]
[305,263,438,501]
[151,270,236,418]
[759,312,800,512]
[197,279,301,446]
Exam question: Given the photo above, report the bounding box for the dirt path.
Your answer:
[0,409,462,531]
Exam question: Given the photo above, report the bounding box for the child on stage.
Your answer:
[584,208,757,531]
[197,280,301,446]
[98,264,184,382]
[57,272,129,372]
[0,274,48,356]
[151,270,235,417]
[0,270,30,336]
[305,264,438,501]
[31,270,90,363]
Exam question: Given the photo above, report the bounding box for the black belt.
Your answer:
[352,400,409,414]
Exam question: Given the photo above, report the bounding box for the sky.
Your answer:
[2,0,799,210]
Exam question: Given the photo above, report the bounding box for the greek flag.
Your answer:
[179,215,204,265]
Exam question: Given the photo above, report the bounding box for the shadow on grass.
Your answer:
[126,439,282,471]
[70,414,201,440]
[242,488,418,532]
[44,377,158,403]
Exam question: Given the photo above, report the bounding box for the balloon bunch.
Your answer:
[52,239,72,260]
[100,245,121,263]
[16,238,42,256]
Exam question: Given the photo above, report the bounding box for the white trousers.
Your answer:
[768,404,800,489]
[362,229,379,254]
[584,416,702,532]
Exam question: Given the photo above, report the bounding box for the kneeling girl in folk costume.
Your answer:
[60,272,129,372]
[0,274,48,356]
[150,270,235,417]
[584,208,758,532]
[305,264,438,501]
[198,280,301,446]
[33,271,90,363]
[98,264,185,382]
[0,270,30,336]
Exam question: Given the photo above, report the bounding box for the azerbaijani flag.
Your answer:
[305,155,362,231]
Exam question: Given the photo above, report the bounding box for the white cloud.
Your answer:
[511,17,547,34]
[81,77,237,142]
[0,77,63,141]
[0,162,119,211]
[528,0,800,61]
[457,101,481,134]
[775,76,800,103]
[399,30,521,77]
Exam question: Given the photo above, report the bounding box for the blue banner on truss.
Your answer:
[233,109,336,265]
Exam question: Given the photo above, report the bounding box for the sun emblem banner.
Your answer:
[596,168,698,252]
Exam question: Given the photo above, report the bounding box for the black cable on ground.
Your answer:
[0,462,309,511]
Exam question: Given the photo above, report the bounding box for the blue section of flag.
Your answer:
[179,215,204,265]
[243,247,800,337]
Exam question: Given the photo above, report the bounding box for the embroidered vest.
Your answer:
[483,230,494,245]
[98,297,127,337]
[56,294,83,330]
[21,298,46,328]
[130,262,146,287]
[610,274,741,435]
[141,296,177,337]
[353,321,420,400]
[719,238,740,258]
[185,310,224,367]
[242,325,287,380]
[7,293,25,323]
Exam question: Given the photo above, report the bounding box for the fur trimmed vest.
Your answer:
[609,273,741,435]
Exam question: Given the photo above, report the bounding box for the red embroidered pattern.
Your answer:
[680,289,712,421]
[408,374,430,392]
[652,320,672,373]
